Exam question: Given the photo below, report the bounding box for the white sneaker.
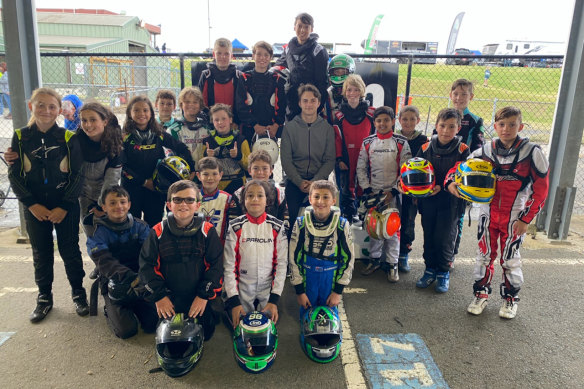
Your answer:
[467,290,490,315]
[387,265,399,283]
[499,297,518,319]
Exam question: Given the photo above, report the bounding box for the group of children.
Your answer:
[7,13,549,372]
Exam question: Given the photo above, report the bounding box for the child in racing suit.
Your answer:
[454,107,549,319]
[139,180,223,340]
[224,180,288,328]
[356,106,411,282]
[290,180,355,317]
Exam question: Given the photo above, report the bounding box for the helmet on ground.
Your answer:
[152,156,191,194]
[156,313,204,377]
[455,159,496,203]
[233,311,278,373]
[400,158,435,198]
[252,135,279,164]
[301,306,342,363]
[328,54,356,86]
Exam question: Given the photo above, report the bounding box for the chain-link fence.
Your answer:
[0,53,581,227]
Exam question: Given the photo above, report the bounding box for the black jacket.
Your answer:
[139,215,223,313]
[9,123,84,211]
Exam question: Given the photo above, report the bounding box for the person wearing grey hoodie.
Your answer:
[281,84,335,230]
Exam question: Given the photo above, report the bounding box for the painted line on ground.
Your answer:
[0,255,92,263]
[339,299,367,389]
[356,333,449,388]
[343,287,368,294]
[0,332,16,347]
[0,286,38,298]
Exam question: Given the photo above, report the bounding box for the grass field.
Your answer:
[395,64,562,143]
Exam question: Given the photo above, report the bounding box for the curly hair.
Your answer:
[79,102,123,159]
[240,179,274,214]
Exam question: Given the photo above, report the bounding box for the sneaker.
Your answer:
[398,253,411,273]
[416,268,436,288]
[88,267,99,280]
[435,271,450,293]
[467,289,490,315]
[72,289,89,317]
[387,264,399,283]
[499,296,519,319]
[361,259,381,276]
[30,293,53,323]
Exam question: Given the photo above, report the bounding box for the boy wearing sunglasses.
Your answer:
[139,180,223,340]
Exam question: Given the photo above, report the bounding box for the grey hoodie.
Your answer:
[280,115,336,188]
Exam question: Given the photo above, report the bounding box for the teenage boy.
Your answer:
[236,41,287,146]
[87,185,158,339]
[459,107,549,319]
[139,180,223,340]
[275,13,328,120]
[280,84,335,229]
[198,38,241,123]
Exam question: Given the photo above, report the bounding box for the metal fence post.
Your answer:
[404,56,413,106]
[179,54,185,90]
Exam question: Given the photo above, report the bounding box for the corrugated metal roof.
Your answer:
[36,12,135,26]
[39,35,120,47]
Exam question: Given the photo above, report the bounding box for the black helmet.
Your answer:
[152,156,191,194]
[155,313,204,377]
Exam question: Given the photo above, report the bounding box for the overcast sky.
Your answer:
[39,0,575,53]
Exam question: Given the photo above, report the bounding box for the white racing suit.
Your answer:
[356,131,411,265]
[223,213,288,313]
[469,138,549,297]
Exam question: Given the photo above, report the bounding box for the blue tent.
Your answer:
[231,38,248,51]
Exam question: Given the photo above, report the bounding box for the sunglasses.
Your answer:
[171,197,198,204]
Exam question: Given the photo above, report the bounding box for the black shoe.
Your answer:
[88,267,99,280]
[30,293,53,323]
[72,289,89,317]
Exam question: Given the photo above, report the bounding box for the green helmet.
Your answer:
[328,54,356,86]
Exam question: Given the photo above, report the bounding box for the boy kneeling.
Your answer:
[87,185,157,339]
[139,180,223,340]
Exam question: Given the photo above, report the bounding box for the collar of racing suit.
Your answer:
[430,135,461,155]
[246,212,267,224]
[94,213,134,232]
[165,213,203,236]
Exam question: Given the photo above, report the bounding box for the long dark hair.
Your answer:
[79,102,123,159]
[123,95,162,136]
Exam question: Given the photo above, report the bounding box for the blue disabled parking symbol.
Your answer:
[356,333,449,388]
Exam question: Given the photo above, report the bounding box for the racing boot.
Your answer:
[398,252,411,273]
[467,288,490,315]
[416,268,436,288]
[72,288,89,317]
[499,294,520,319]
[387,264,399,283]
[435,271,450,293]
[361,258,381,276]
[30,293,53,323]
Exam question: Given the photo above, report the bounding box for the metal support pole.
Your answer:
[1,0,43,243]
[404,56,413,106]
[179,54,185,90]
[536,0,584,239]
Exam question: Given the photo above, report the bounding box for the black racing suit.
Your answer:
[397,131,428,256]
[121,128,194,227]
[275,33,329,120]
[235,68,287,145]
[139,214,223,340]
[198,63,241,124]
[8,124,86,295]
[416,136,470,272]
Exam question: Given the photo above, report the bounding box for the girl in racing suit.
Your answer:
[223,180,288,328]
[8,88,88,322]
